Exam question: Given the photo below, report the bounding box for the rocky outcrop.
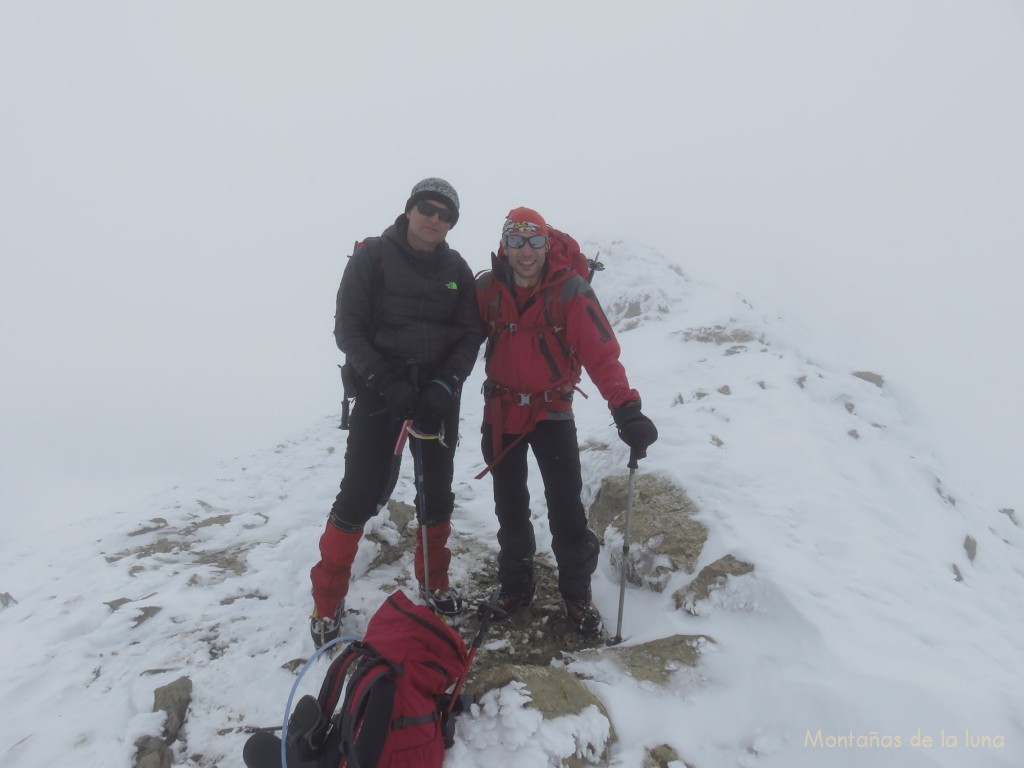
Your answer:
[674,554,755,613]
[134,676,192,768]
[472,664,614,767]
[589,473,708,591]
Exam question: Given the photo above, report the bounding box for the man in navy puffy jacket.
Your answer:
[309,178,480,648]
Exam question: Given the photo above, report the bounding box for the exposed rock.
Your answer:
[473,664,610,722]
[644,743,692,768]
[577,634,713,685]
[154,676,192,742]
[467,634,714,765]
[106,597,133,612]
[132,606,162,627]
[219,591,268,606]
[461,559,620,671]
[128,518,169,537]
[678,325,756,346]
[104,512,249,579]
[963,535,977,562]
[134,676,192,768]
[674,554,755,613]
[1,592,18,608]
[471,663,614,766]
[367,501,417,569]
[134,736,172,768]
[590,474,708,591]
[852,370,884,388]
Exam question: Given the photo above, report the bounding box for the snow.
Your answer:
[2,242,1022,767]
[2,2,1023,766]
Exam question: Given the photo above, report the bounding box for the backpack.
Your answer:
[546,227,591,283]
[287,590,469,768]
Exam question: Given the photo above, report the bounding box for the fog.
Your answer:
[2,1,1021,531]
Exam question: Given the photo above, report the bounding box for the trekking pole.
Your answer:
[608,449,639,647]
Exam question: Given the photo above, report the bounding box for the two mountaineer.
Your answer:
[309,179,657,647]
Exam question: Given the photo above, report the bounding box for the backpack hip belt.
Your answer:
[482,379,574,407]
[475,379,586,480]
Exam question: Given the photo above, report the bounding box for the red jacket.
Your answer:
[475,232,639,438]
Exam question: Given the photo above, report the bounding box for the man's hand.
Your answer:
[612,401,658,459]
[383,381,417,420]
[413,379,455,435]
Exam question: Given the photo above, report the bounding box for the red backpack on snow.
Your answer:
[287,590,468,768]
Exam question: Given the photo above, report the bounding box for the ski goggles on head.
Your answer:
[503,233,548,249]
[415,200,456,223]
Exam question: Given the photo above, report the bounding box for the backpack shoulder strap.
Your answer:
[344,238,387,361]
[339,654,398,768]
[352,237,385,291]
[317,640,374,715]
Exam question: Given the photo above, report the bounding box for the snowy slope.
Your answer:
[1,242,1022,768]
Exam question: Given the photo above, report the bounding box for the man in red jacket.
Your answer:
[475,207,658,639]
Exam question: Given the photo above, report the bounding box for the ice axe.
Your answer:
[607,448,640,647]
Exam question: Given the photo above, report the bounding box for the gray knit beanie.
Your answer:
[405,177,460,227]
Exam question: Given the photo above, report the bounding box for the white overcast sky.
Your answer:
[2,1,1021,527]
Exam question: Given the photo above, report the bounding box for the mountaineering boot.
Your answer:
[309,521,362,648]
[309,601,345,649]
[482,579,536,620]
[420,586,464,617]
[563,595,603,640]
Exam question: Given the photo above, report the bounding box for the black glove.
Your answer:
[383,380,417,420]
[613,401,658,459]
[364,360,398,396]
[363,361,414,420]
[413,379,455,435]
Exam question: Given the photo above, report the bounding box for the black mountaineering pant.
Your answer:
[330,387,458,530]
[481,418,599,601]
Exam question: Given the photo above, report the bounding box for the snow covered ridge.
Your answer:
[1,240,1023,767]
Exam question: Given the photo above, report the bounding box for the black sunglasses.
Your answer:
[504,233,548,249]
[415,200,455,223]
